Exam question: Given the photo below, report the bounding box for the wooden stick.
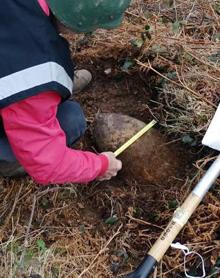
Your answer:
[126,155,220,278]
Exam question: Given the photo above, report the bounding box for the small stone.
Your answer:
[104,68,112,75]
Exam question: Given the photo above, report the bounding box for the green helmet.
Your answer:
[47,0,131,33]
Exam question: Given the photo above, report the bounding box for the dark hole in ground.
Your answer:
[72,64,198,276]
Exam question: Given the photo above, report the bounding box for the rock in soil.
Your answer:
[94,113,187,185]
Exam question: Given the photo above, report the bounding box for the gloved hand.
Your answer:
[98,152,122,181]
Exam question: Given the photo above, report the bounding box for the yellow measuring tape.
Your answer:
[114,120,157,157]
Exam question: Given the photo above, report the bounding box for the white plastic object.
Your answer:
[202,104,220,151]
[171,242,206,278]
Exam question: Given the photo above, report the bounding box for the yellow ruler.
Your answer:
[114,120,157,157]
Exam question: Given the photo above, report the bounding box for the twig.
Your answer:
[127,212,163,230]
[125,10,148,22]
[162,254,196,275]
[136,59,217,109]
[183,47,220,73]
[206,269,220,278]
[40,205,69,226]
[185,0,197,22]
[19,195,37,268]
[209,3,220,27]
[72,224,123,278]
[3,183,24,227]
[173,0,178,21]
[37,185,77,200]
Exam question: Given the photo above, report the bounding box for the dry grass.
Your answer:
[1,168,220,277]
[68,0,220,140]
[0,1,220,278]
[134,0,220,141]
[0,180,125,278]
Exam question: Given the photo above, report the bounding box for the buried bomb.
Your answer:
[94,113,186,185]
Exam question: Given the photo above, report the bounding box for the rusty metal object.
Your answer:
[94,113,186,185]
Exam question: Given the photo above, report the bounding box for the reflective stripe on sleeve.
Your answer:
[0,62,73,99]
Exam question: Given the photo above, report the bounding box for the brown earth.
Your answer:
[1,0,220,277]
[70,68,212,277]
[0,64,219,278]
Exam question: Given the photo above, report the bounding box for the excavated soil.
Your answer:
[0,59,219,278]
[1,28,219,278]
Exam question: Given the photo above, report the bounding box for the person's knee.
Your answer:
[57,101,87,145]
[73,102,87,137]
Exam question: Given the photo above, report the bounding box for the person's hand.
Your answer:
[98,152,122,181]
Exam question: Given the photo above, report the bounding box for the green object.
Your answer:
[37,239,47,254]
[47,0,131,33]
[105,215,118,225]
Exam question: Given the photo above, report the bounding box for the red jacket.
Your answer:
[0,91,108,185]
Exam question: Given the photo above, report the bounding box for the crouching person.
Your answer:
[0,0,131,184]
